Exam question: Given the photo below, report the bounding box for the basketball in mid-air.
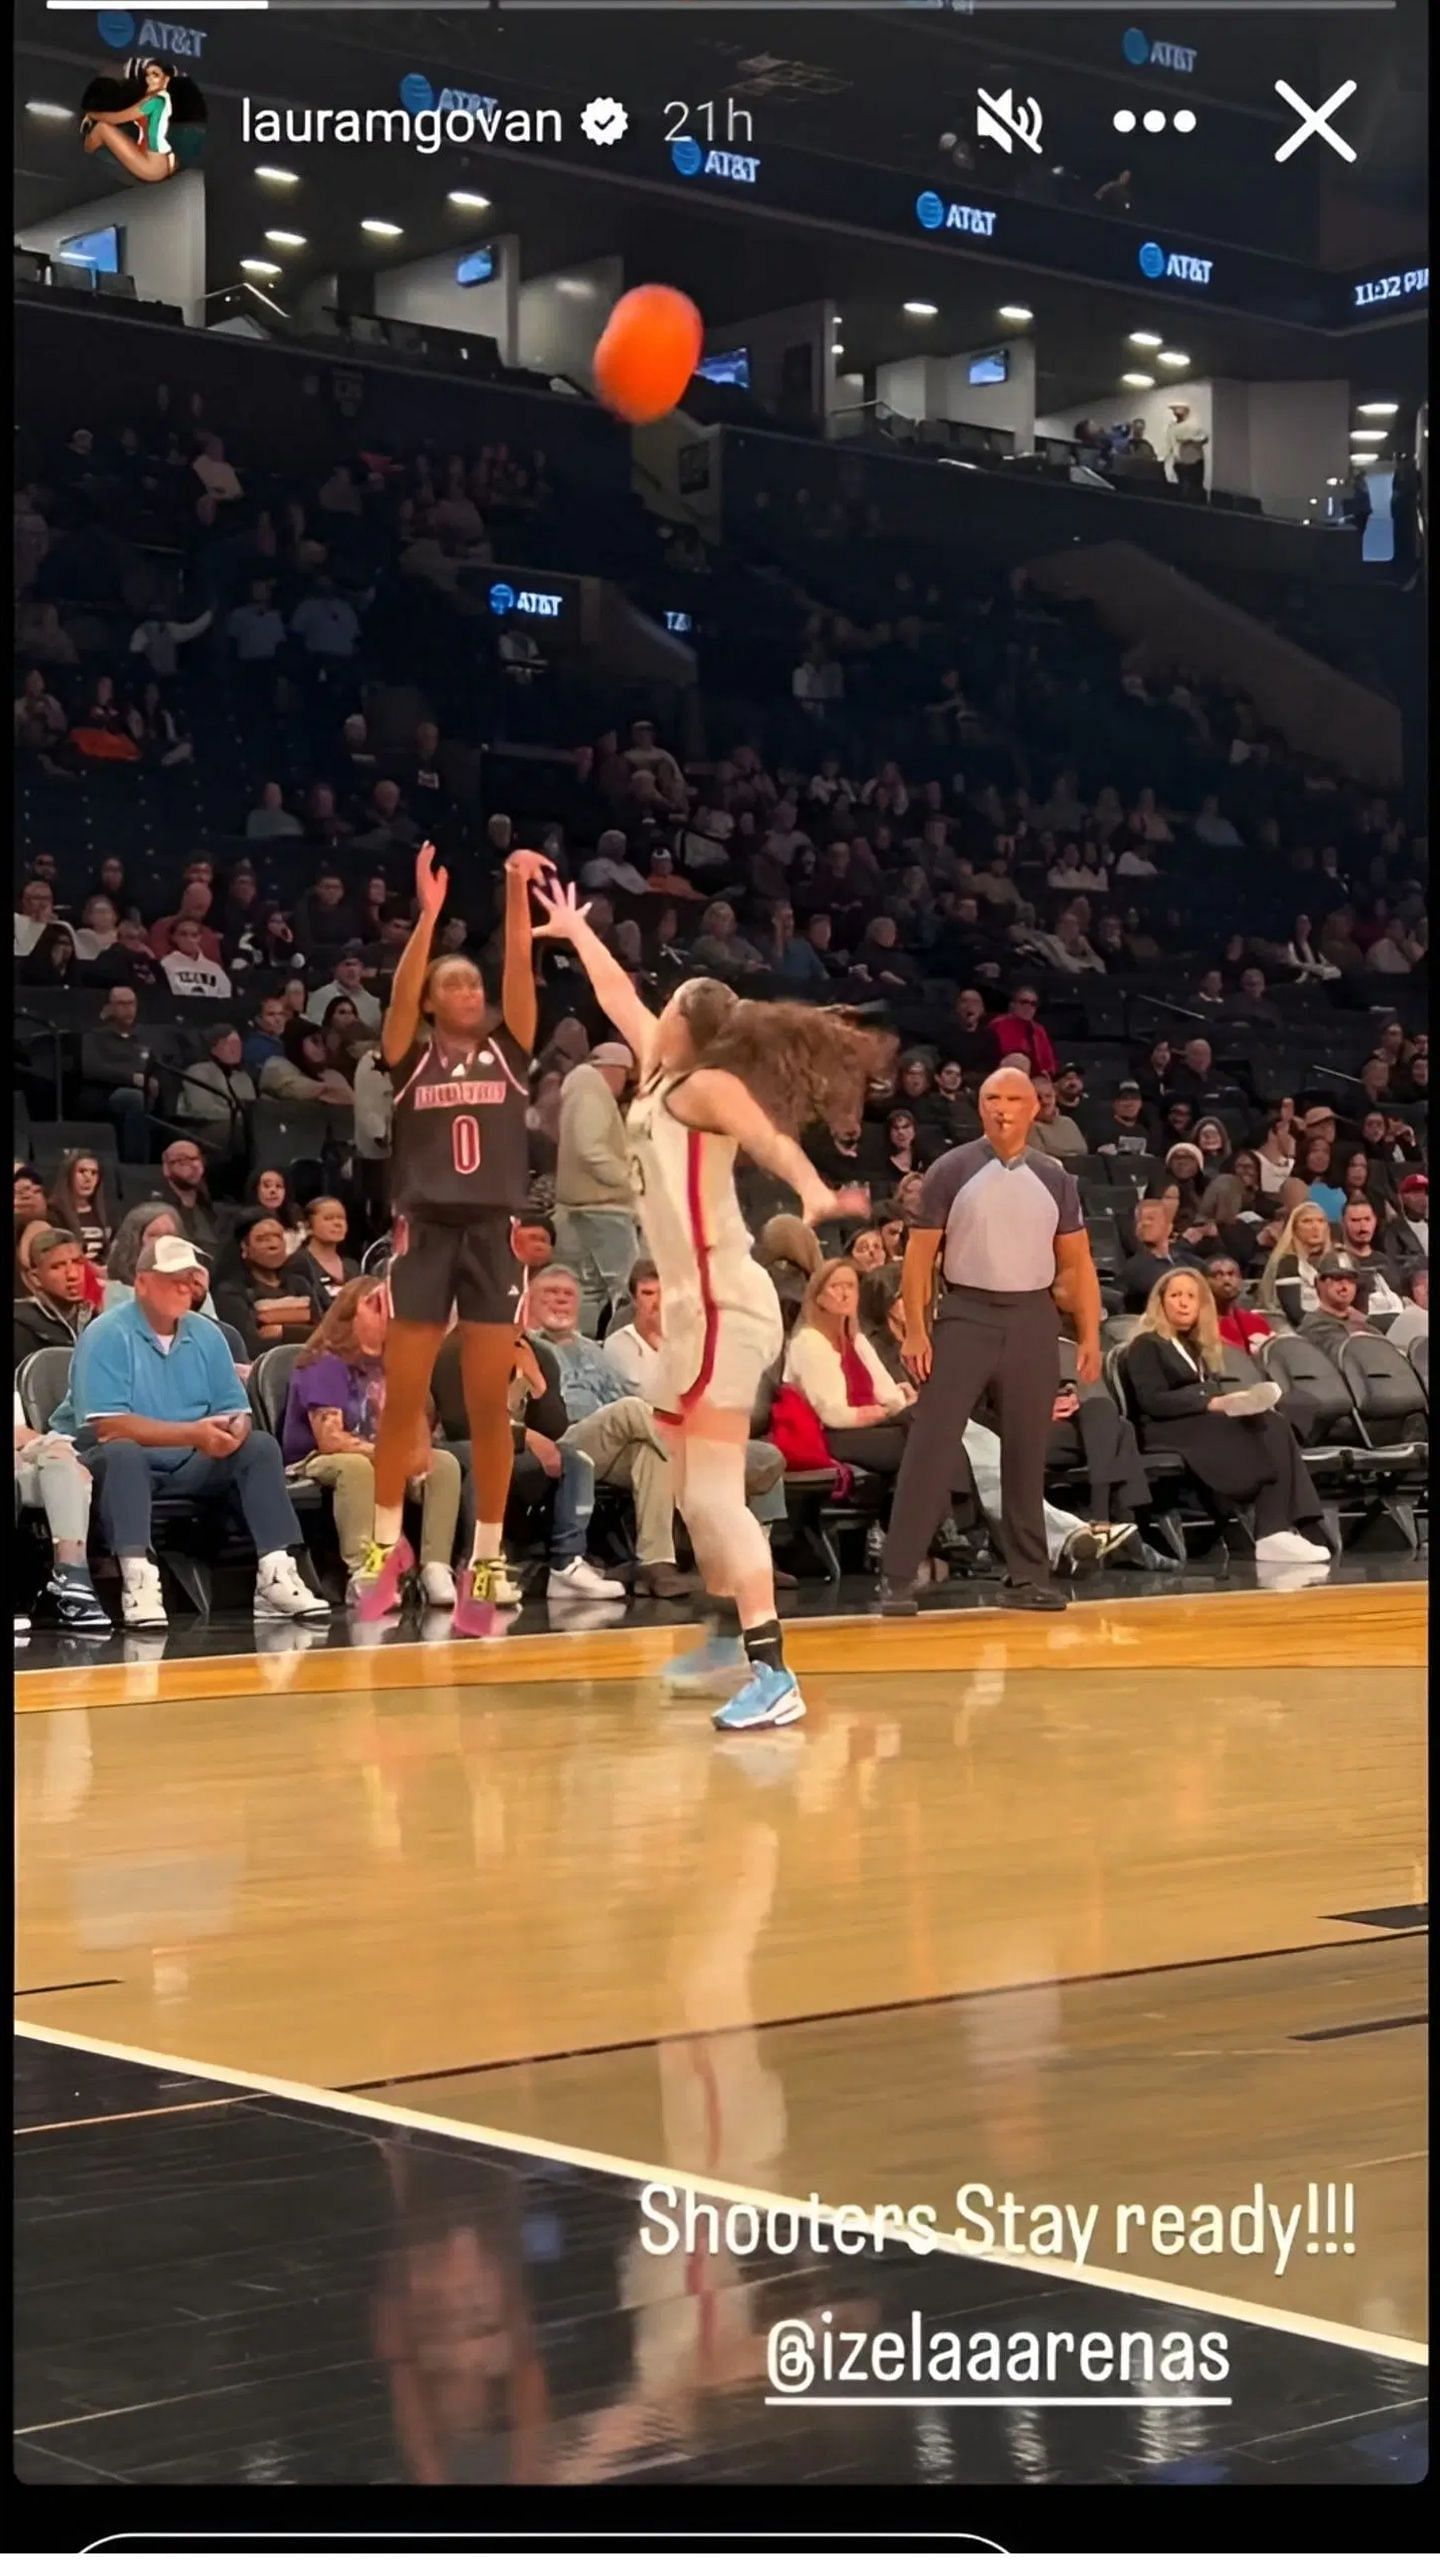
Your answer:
[593,284,704,425]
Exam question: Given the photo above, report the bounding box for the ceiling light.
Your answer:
[903,301,938,318]
[1157,350,1189,367]
[255,166,300,186]
[447,190,491,211]
[998,304,1033,323]
[361,219,403,238]
[1127,331,1164,348]
[1356,401,1398,416]
[1351,428,1387,441]
[241,258,282,279]
[25,101,73,120]
[834,348,846,361]
[264,230,306,249]
[1121,372,1155,390]
[1326,477,1339,487]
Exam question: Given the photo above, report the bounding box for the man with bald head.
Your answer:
[880,1067,1103,1613]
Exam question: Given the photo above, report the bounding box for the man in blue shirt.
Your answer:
[69,1235,331,1633]
[527,1264,694,1598]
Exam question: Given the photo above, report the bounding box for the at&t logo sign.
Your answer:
[489,583,563,620]
[671,138,760,185]
[1123,27,1197,74]
[916,189,997,238]
[1139,238,1212,285]
[99,11,208,56]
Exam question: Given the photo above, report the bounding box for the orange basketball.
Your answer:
[593,284,704,425]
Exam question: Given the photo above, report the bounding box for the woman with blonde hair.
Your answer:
[1258,1199,1334,1326]
[1124,1268,1328,1564]
[785,1258,915,1468]
[282,1275,463,1610]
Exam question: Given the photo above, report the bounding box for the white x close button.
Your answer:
[1274,78,1358,163]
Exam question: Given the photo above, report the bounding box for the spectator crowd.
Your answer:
[13,379,1429,1638]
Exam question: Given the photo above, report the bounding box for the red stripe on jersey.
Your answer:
[678,1128,719,1410]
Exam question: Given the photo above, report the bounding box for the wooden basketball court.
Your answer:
[14,1581,1428,2351]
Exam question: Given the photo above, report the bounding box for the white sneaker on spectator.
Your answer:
[1254,1531,1331,1566]
[548,1557,627,1601]
[254,1554,332,1620]
[120,1558,168,1631]
[420,1562,457,1607]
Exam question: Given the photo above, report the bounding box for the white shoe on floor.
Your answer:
[420,1562,457,1607]
[1255,1531,1331,1565]
[121,1558,168,1631]
[548,1557,627,1601]
[254,1554,332,1620]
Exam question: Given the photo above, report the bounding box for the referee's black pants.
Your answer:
[884,1285,1061,1591]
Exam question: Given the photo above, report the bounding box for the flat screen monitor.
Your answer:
[56,224,121,276]
[698,347,750,389]
[455,245,496,287]
[968,349,1009,386]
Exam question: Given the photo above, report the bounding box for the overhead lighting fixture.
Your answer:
[264,230,306,249]
[555,277,595,297]
[240,258,282,279]
[1121,372,1155,390]
[834,348,846,361]
[1157,350,1189,367]
[1127,330,1164,348]
[1351,428,1387,441]
[255,166,300,186]
[25,101,73,120]
[903,301,938,318]
[998,304,1033,323]
[447,190,491,211]
[361,218,403,238]
[1326,477,1340,487]
[1356,400,1398,416]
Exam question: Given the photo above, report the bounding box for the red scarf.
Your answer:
[838,1331,873,1409]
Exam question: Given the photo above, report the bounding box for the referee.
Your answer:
[881,1067,1103,1614]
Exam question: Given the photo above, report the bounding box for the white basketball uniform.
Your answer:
[626,1071,784,1418]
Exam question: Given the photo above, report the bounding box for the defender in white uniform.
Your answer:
[626,1071,785,1422]
[530,875,873,1731]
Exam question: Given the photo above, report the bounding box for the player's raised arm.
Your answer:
[530,874,659,1071]
[667,1067,867,1231]
[381,841,447,1068]
[500,850,548,1055]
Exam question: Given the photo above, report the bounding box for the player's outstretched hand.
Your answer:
[530,876,592,941]
[797,1178,869,1229]
[505,847,556,890]
[415,840,448,917]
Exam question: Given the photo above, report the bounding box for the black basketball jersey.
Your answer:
[391,1024,530,1220]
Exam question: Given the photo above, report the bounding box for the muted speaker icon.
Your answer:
[976,87,1044,155]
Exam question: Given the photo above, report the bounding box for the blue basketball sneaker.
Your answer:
[661,1634,746,1697]
[712,1663,806,1732]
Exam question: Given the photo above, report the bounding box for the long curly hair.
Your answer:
[673,979,889,1135]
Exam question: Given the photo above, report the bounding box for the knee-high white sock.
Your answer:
[677,1440,774,1630]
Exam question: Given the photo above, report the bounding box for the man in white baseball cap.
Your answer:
[65,1232,330,1632]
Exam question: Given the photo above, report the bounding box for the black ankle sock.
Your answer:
[743,1618,785,1674]
[708,1597,742,1638]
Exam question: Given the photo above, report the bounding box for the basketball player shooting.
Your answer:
[530,875,875,1730]
[355,841,548,1632]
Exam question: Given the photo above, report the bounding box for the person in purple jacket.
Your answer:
[282,1276,463,1611]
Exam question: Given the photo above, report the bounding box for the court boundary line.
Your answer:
[338,1927,1429,2091]
[15,1571,1424,1702]
[15,2018,1427,2370]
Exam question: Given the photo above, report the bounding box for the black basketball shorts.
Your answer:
[388,1210,523,1329]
